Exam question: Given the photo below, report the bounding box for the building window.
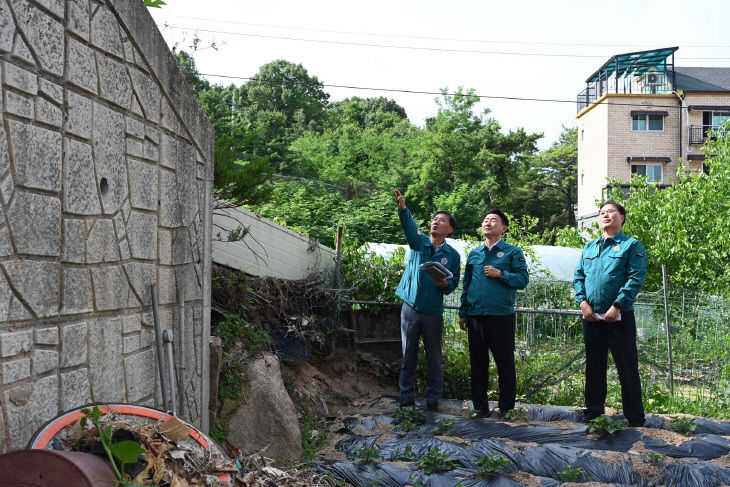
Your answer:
[712,111,730,126]
[632,114,664,131]
[631,164,662,182]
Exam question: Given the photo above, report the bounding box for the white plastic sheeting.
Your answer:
[366,240,582,282]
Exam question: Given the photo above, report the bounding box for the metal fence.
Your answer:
[346,279,730,408]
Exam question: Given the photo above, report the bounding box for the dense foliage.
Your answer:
[175,53,578,247]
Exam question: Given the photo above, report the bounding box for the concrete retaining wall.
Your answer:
[0,0,213,450]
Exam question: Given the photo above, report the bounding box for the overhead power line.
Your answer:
[161,24,730,61]
[199,72,686,109]
[158,14,730,50]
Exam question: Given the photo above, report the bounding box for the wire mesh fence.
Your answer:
[350,279,730,415]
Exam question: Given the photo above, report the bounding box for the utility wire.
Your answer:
[199,72,687,110]
[164,25,606,58]
[158,14,730,50]
[161,24,730,60]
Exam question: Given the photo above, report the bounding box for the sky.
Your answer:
[150,0,730,150]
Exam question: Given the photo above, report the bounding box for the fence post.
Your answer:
[662,264,674,397]
[332,226,344,352]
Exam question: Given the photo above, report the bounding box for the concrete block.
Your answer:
[130,67,160,123]
[60,369,91,411]
[122,315,141,333]
[0,0,14,52]
[34,327,58,345]
[124,349,155,401]
[97,52,131,109]
[5,90,33,118]
[31,349,57,375]
[66,0,89,40]
[66,91,92,139]
[7,191,61,256]
[64,138,101,215]
[89,318,123,402]
[60,322,87,368]
[159,169,181,227]
[3,61,37,94]
[0,330,32,357]
[62,268,93,315]
[63,218,85,263]
[127,211,157,260]
[9,0,63,76]
[92,102,127,214]
[90,5,122,57]
[3,358,30,384]
[128,159,157,211]
[86,218,120,263]
[91,265,130,311]
[36,97,62,127]
[4,376,58,450]
[123,335,139,354]
[2,260,59,318]
[8,121,61,192]
[123,262,155,306]
[66,36,97,93]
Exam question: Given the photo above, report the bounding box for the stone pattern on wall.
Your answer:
[0,0,213,450]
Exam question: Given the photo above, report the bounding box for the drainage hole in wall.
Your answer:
[100,177,109,196]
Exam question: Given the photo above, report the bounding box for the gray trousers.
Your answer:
[398,303,443,406]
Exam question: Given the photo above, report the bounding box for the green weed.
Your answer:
[587,415,626,436]
[350,445,383,465]
[503,407,530,422]
[415,446,456,475]
[556,465,589,482]
[393,406,426,433]
[473,454,510,476]
[432,417,457,435]
[669,416,697,436]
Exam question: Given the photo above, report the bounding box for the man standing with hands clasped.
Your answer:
[573,200,647,426]
[459,209,529,418]
[393,189,460,412]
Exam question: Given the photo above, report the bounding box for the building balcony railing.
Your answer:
[689,125,725,145]
[577,75,674,113]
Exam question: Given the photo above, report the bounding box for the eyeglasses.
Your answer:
[599,209,617,216]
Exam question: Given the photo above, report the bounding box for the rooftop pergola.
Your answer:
[577,47,678,112]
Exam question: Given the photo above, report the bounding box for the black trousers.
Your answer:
[467,314,516,412]
[583,310,645,424]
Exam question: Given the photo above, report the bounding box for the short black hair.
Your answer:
[484,208,509,227]
[600,200,626,226]
[433,210,456,230]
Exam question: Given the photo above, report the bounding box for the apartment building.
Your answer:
[575,47,730,226]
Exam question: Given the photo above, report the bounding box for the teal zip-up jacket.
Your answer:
[395,209,460,316]
[459,240,529,317]
[573,231,646,314]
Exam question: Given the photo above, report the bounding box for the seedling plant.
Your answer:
[587,415,626,435]
[393,444,417,461]
[350,445,383,465]
[503,407,530,422]
[473,454,510,476]
[668,416,697,436]
[393,406,426,432]
[415,446,456,475]
[432,417,457,435]
[80,406,155,487]
[556,465,589,482]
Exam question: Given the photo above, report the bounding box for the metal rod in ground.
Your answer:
[662,264,675,396]
[151,284,170,411]
[164,329,178,415]
[332,226,344,352]
[176,288,185,415]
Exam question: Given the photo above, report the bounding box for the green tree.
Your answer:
[172,51,210,95]
[605,126,730,294]
[238,60,330,171]
[519,126,578,228]
[406,88,541,236]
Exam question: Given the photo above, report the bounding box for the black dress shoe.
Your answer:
[426,403,439,412]
[475,409,491,418]
[628,418,645,427]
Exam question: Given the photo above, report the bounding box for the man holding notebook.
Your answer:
[459,209,529,418]
[393,189,461,411]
